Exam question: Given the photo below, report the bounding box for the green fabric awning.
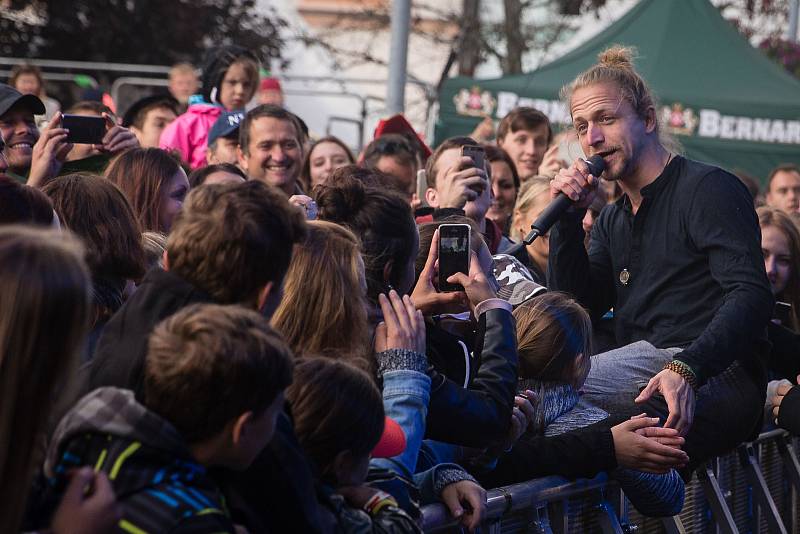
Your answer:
[435,0,800,181]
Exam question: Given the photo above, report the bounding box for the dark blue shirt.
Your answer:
[548,156,773,385]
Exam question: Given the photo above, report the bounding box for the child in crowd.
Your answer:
[32,303,293,533]
[160,45,260,169]
[288,358,486,532]
[513,292,684,516]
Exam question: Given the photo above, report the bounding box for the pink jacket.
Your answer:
[159,103,222,169]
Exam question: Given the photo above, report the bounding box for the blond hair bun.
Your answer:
[597,45,636,69]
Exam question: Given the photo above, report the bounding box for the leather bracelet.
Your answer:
[663,360,699,391]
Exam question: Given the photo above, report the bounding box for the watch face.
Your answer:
[619,268,630,285]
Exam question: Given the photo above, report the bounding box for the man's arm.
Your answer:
[675,170,774,384]
[546,162,616,317]
[548,208,616,318]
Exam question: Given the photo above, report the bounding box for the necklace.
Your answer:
[619,152,673,287]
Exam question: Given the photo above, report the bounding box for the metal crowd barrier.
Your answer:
[421,429,800,533]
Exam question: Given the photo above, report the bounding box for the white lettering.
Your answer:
[787,121,800,144]
[518,97,535,109]
[769,120,786,143]
[720,115,736,139]
[495,91,519,118]
[735,117,753,141]
[698,109,720,137]
[753,119,771,141]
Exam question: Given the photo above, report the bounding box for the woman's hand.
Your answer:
[374,290,426,354]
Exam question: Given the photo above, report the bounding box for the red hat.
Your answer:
[371,416,407,458]
[373,114,432,160]
[260,77,282,92]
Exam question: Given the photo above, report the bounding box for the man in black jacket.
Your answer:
[86,180,320,533]
[547,47,773,471]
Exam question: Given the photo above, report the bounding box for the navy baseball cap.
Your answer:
[207,110,245,146]
[0,83,45,117]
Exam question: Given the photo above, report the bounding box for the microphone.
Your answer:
[522,155,606,245]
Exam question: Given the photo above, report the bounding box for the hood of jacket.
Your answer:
[45,387,189,480]
[88,268,214,397]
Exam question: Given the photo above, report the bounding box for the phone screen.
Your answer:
[438,224,471,292]
[62,114,106,145]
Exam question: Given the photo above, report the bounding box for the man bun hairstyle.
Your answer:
[561,45,679,152]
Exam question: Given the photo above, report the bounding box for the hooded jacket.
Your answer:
[159,103,222,169]
[34,387,235,533]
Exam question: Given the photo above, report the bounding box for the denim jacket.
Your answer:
[372,349,430,479]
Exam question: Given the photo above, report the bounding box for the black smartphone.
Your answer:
[438,223,471,292]
[775,301,793,325]
[62,114,106,145]
[461,144,485,171]
[461,145,487,196]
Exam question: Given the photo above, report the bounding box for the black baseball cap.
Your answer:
[121,94,180,128]
[0,83,45,117]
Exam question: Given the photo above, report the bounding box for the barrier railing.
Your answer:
[421,429,800,533]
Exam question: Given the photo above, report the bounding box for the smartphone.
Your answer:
[775,301,793,325]
[461,145,485,171]
[438,223,471,292]
[62,114,106,145]
[461,145,487,197]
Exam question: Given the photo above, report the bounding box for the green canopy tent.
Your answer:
[435,0,800,181]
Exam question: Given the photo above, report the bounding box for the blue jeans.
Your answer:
[582,340,765,471]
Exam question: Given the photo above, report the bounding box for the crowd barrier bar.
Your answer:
[421,429,800,533]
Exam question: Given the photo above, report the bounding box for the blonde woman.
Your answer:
[505,176,552,284]
[271,220,372,370]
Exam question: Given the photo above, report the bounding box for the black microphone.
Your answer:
[522,155,606,245]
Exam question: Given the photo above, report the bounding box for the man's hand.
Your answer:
[635,368,696,437]
[770,375,799,422]
[440,479,487,532]
[28,111,72,188]
[51,467,120,534]
[95,112,139,155]
[374,290,426,355]
[538,144,568,178]
[610,415,689,473]
[435,156,488,210]
[446,252,497,313]
[410,228,468,315]
[550,158,600,209]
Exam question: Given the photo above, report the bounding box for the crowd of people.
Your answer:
[3,42,800,534]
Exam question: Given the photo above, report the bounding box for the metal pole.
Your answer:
[789,0,799,42]
[386,0,411,114]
